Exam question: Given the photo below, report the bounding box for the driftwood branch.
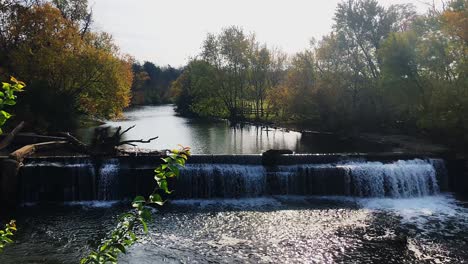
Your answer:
[3,124,159,157]
[9,141,68,162]
[59,132,90,154]
[0,121,25,150]
[119,125,136,137]
[118,136,159,146]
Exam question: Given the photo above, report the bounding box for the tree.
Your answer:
[248,42,271,119]
[1,3,133,131]
[283,50,318,122]
[130,62,181,105]
[201,26,251,120]
[172,60,224,117]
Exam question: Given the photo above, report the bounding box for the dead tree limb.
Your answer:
[0,121,25,150]
[119,125,136,137]
[117,136,159,146]
[58,132,90,154]
[9,141,68,163]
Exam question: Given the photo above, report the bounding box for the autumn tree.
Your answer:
[0,2,133,130]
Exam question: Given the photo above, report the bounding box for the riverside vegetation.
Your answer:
[172,0,467,147]
[0,77,25,252]
[0,0,181,131]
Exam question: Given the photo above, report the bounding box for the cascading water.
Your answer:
[340,159,440,198]
[97,159,120,200]
[175,164,266,198]
[174,158,444,199]
[19,160,96,202]
[17,156,447,202]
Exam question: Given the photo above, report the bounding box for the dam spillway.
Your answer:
[14,153,447,203]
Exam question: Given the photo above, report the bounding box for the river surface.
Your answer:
[76,105,386,154]
[1,195,468,263]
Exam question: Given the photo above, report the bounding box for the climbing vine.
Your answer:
[0,77,25,134]
[0,77,25,252]
[0,220,16,253]
[81,146,191,264]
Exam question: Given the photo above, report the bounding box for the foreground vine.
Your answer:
[81,146,191,264]
[0,77,25,252]
[0,220,16,253]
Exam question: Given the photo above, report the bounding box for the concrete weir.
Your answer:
[0,152,453,205]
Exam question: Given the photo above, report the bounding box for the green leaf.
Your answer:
[140,208,152,222]
[168,165,180,176]
[140,218,148,233]
[100,243,108,252]
[114,243,126,254]
[0,111,11,119]
[4,100,16,106]
[132,196,145,207]
[149,193,164,205]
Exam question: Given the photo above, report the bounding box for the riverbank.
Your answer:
[171,105,451,156]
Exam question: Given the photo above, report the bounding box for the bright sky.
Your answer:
[90,0,434,67]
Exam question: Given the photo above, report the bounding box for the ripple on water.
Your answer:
[2,195,468,264]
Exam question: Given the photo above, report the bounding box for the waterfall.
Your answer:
[339,159,440,198]
[175,164,266,198]
[97,159,120,200]
[176,159,443,198]
[20,160,96,202]
[17,156,447,202]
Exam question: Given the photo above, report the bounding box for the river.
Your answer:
[2,106,468,263]
[76,105,386,154]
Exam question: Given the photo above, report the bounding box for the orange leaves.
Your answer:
[441,9,468,43]
[5,2,133,120]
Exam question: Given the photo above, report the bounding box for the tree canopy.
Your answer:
[172,0,468,146]
[0,0,133,131]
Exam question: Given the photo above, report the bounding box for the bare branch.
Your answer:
[119,125,136,136]
[117,136,159,146]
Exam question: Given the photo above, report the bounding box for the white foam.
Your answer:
[357,194,468,233]
[64,200,120,208]
[339,159,440,198]
[171,197,282,208]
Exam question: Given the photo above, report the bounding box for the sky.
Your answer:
[90,0,435,67]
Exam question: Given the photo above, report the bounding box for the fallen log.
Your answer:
[9,141,68,162]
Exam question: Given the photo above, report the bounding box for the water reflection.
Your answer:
[76,105,385,154]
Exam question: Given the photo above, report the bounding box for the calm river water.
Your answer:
[76,105,385,154]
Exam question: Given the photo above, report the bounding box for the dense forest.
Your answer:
[131,62,181,105]
[172,0,467,146]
